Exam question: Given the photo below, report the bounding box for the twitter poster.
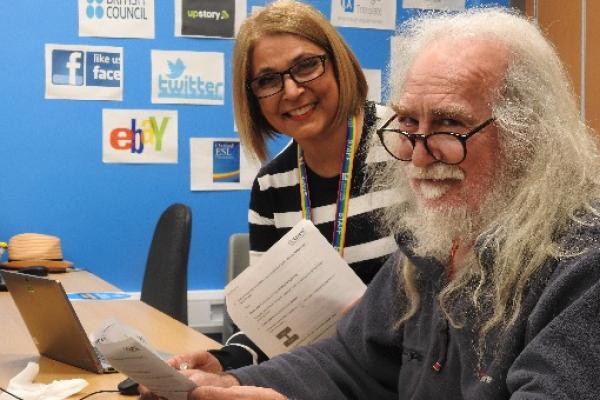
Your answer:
[151,50,225,105]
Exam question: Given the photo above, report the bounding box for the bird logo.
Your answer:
[167,58,186,79]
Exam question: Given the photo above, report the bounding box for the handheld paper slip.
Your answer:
[225,219,367,358]
[94,320,197,400]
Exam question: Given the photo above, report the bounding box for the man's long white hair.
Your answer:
[372,8,600,340]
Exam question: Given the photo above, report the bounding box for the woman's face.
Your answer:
[250,33,340,146]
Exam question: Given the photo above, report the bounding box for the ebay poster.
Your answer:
[102,109,178,164]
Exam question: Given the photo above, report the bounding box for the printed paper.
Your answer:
[151,50,225,105]
[331,0,396,30]
[190,138,260,191]
[78,0,155,38]
[225,220,367,357]
[103,109,178,164]
[403,0,466,11]
[45,44,123,101]
[95,320,196,400]
[175,0,247,38]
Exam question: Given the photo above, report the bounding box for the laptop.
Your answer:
[1,270,116,373]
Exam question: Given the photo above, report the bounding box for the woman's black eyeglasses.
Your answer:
[248,54,328,99]
[376,115,495,165]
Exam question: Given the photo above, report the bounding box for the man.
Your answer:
[144,8,600,399]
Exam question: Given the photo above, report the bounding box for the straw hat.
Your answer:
[1,233,73,271]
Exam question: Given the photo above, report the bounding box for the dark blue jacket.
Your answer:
[232,228,600,399]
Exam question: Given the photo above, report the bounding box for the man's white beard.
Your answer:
[403,203,474,263]
[399,164,482,262]
[418,180,454,200]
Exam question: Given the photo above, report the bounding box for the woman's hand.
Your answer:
[189,386,287,400]
[167,351,224,374]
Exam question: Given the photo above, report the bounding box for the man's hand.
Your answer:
[167,351,224,374]
[189,386,287,400]
[138,352,233,400]
[139,371,239,400]
[181,370,240,388]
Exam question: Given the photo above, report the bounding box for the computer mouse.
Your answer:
[19,266,49,277]
[117,377,139,396]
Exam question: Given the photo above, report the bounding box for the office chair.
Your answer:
[141,203,192,325]
[222,232,250,343]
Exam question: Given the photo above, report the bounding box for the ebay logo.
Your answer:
[110,116,170,154]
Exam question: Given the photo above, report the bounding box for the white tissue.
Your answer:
[0,362,88,400]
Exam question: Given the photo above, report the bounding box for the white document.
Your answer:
[225,220,367,357]
[94,320,196,400]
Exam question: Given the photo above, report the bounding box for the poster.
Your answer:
[78,0,155,38]
[190,138,260,191]
[175,0,246,38]
[403,0,466,11]
[102,109,178,164]
[45,44,123,101]
[363,69,381,102]
[151,50,225,105]
[331,0,396,30]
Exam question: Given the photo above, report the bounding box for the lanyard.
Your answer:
[297,116,358,256]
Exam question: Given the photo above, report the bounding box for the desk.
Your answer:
[0,270,221,399]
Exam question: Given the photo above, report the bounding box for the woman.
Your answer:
[179,0,397,372]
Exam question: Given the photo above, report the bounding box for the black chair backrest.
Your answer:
[140,203,191,324]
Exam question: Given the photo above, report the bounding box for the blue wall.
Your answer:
[0,0,506,291]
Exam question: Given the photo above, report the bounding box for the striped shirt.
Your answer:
[248,102,399,284]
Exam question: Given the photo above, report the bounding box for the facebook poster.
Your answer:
[45,43,123,101]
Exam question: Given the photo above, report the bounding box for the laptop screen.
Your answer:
[1,270,105,373]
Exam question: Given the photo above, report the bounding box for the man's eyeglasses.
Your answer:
[376,115,495,165]
[248,54,328,99]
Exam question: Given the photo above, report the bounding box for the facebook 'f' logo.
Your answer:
[341,0,355,12]
[52,50,84,86]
